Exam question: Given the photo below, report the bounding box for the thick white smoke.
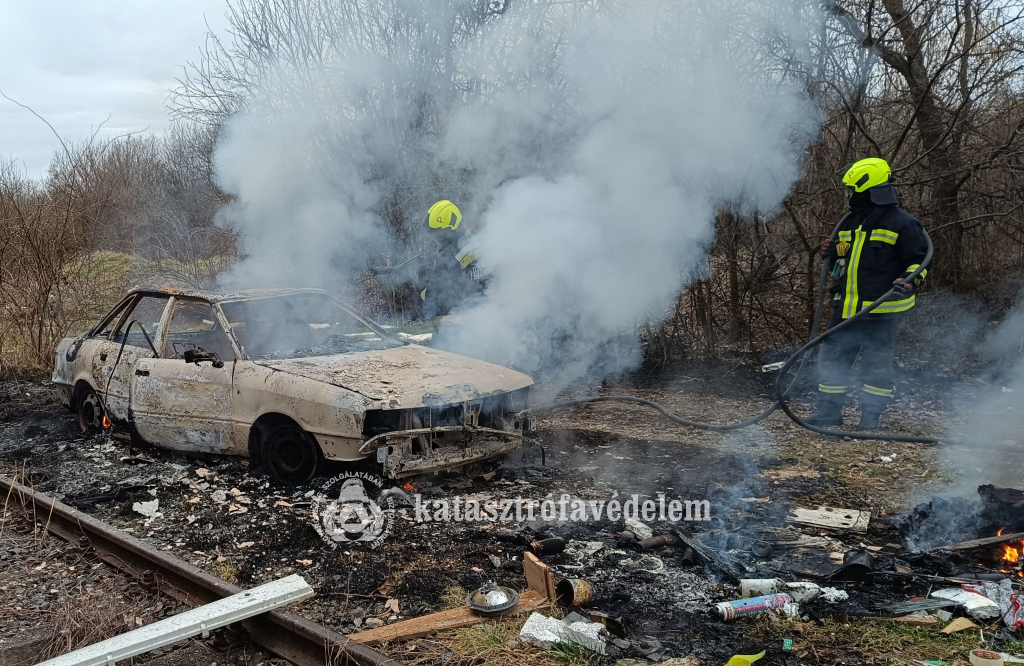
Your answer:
[942,294,1024,490]
[211,0,822,384]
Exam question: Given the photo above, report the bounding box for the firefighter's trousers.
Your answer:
[815,304,904,413]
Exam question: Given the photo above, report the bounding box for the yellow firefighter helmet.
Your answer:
[426,200,462,231]
[842,158,891,192]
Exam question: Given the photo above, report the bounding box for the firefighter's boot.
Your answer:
[857,409,883,431]
[805,394,845,427]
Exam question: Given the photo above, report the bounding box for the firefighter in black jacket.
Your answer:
[373,200,484,320]
[807,158,930,430]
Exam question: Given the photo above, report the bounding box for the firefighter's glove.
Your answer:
[820,238,831,258]
[892,276,914,298]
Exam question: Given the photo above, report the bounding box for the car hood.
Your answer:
[251,344,533,407]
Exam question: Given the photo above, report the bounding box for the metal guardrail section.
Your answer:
[0,476,405,666]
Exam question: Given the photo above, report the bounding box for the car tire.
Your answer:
[261,423,321,484]
[77,387,104,434]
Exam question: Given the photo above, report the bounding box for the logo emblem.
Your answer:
[310,472,395,549]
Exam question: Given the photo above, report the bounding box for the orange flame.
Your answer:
[998,527,1005,537]
[102,415,111,428]
[1002,543,1020,563]
[403,482,417,492]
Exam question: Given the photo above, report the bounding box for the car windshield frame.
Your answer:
[216,292,406,361]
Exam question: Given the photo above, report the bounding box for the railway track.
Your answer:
[0,475,405,666]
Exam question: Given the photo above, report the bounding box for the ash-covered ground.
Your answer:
[1,366,1020,665]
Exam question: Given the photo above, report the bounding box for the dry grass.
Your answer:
[750,615,986,665]
[379,598,599,666]
[0,497,173,664]
[206,560,241,583]
[439,584,468,610]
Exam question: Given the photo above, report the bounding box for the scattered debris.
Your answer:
[465,582,519,616]
[131,499,160,518]
[523,552,556,600]
[820,587,849,603]
[518,611,607,655]
[624,518,654,540]
[788,506,871,532]
[941,617,981,634]
[969,649,1005,666]
[714,593,794,621]
[527,536,566,557]
[723,650,765,666]
[931,588,1002,621]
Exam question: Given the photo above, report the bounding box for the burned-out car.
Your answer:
[52,288,535,482]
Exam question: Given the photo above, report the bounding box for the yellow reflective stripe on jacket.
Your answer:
[906,264,928,281]
[818,384,848,394]
[842,226,866,319]
[864,295,916,313]
[869,229,899,244]
[863,384,894,397]
[838,231,852,242]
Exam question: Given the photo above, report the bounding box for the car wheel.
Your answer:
[77,388,104,433]
[261,423,321,484]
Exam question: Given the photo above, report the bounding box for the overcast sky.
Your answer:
[0,1,229,179]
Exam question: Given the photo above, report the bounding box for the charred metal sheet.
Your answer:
[254,346,533,409]
[369,427,523,478]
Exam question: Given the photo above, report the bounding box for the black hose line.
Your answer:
[534,216,939,444]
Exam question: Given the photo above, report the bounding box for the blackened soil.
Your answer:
[0,376,942,665]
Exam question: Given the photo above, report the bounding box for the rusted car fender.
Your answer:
[232,361,378,461]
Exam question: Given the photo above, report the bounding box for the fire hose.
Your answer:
[535,217,938,444]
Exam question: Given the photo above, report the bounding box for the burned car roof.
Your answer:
[124,286,332,303]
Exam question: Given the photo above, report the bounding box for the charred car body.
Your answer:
[52,288,535,482]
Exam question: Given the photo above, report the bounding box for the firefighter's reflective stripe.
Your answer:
[818,384,848,394]
[863,384,894,397]
[842,226,867,319]
[906,263,928,281]
[864,295,916,313]
[869,229,899,244]
[838,231,852,242]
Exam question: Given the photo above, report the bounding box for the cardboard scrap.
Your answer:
[941,617,980,634]
[788,506,870,533]
[887,615,940,626]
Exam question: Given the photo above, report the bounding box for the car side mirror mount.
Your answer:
[183,347,225,369]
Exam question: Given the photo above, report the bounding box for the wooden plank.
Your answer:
[788,507,871,533]
[931,531,1024,552]
[523,552,556,600]
[349,590,547,646]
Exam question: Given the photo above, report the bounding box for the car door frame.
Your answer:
[91,293,173,425]
[128,297,244,454]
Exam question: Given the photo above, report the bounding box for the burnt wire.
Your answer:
[535,219,938,444]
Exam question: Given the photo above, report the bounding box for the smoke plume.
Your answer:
[210,0,823,385]
[942,291,1024,490]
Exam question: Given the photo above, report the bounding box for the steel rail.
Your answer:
[0,476,405,666]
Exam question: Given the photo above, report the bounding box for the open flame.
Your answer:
[1002,543,1021,563]
[403,482,417,492]
[101,414,111,428]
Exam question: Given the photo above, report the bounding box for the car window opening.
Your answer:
[220,294,405,360]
